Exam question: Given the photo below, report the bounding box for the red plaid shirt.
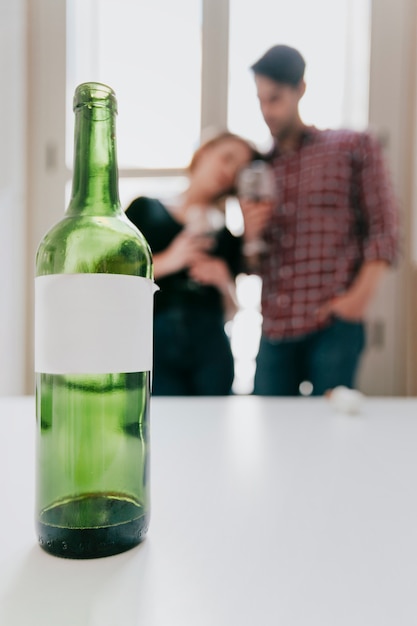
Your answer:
[259,126,399,339]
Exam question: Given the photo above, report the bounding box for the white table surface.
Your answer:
[1,395,417,626]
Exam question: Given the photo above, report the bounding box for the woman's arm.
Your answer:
[188,255,239,320]
[153,231,212,279]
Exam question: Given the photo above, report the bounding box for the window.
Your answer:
[67,0,201,170]
[67,0,371,190]
[67,0,202,209]
[227,0,371,393]
[66,0,371,393]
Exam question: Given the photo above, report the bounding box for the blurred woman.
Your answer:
[125,131,256,395]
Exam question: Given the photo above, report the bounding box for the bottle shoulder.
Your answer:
[36,215,153,278]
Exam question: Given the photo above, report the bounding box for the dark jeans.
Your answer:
[153,306,234,396]
[254,317,366,396]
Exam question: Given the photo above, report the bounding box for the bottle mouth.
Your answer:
[73,82,118,113]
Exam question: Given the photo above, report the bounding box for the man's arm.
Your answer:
[318,132,399,322]
[356,131,400,265]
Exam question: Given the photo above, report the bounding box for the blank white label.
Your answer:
[35,274,157,374]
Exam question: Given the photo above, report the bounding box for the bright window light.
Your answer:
[67,0,202,169]
[228,0,371,149]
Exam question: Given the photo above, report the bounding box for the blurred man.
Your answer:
[241,45,399,396]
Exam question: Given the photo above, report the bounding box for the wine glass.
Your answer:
[185,205,225,290]
[237,160,276,254]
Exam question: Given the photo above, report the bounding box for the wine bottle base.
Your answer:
[37,493,149,559]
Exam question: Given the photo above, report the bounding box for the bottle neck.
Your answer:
[67,103,121,217]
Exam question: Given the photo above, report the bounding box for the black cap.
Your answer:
[251,45,305,86]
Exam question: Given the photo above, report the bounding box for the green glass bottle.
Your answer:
[35,82,154,559]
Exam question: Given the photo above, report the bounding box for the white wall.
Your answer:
[0,1,27,395]
[357,0,416,395]
[25,0,68,393]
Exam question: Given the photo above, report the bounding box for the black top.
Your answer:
[125,196,243,314]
